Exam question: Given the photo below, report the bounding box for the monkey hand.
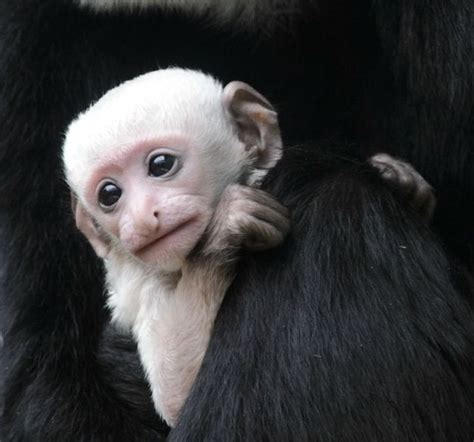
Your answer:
[369,153,436,222]
[203,184,290,256]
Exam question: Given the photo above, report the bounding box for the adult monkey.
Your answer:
[0,0,472,440]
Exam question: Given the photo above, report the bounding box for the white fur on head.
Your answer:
[63,68,239,199]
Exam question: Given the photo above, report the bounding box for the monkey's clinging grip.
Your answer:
[203,184,290,256]
[370,153,436,222]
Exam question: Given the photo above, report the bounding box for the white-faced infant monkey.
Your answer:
[62,68,290,426]
[62,68,435,427]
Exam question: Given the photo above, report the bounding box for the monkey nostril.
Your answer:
[153,211,159,219]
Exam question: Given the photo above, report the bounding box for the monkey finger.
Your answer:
[239,216,288,250]
[238,199,290,235]
[234,185,289,216]
[411,189,436,222]
[369,153,436,222]
[370,154,417,195]
[240,193,290,225]
[394,162,436,221]
[254,208,290,235]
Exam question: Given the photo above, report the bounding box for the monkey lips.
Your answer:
[132,215,208,267]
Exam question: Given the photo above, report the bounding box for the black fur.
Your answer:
[171,145,474,440]
[0,0,472,440]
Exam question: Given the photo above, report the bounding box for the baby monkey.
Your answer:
[63,68,289,426]
[63,68,435,426]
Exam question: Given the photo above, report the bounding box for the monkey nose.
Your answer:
[134,210,160,234]
[147,210,160,232]
[147,210,159,228]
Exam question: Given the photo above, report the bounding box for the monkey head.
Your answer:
[63,68,282,272]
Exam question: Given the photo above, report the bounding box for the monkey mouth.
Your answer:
[133,218,200,261]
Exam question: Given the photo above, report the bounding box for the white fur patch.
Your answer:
[105,248,228,426]
[77,0,301,28]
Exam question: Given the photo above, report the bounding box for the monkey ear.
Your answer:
[71,193,111,258]
[223,81,282,169]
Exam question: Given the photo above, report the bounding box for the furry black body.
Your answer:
[0,1,473,440]
[173,145,474,441]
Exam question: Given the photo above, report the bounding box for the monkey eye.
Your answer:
[148,153,178,178]
[98,182,122,209]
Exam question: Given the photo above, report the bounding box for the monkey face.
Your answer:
[63,69,282,272]
[74,135,228,271]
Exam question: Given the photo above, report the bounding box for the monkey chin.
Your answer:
[132,217,208,273]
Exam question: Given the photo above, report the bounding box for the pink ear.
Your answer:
[223,81,282,169]
[72,194,111,258]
